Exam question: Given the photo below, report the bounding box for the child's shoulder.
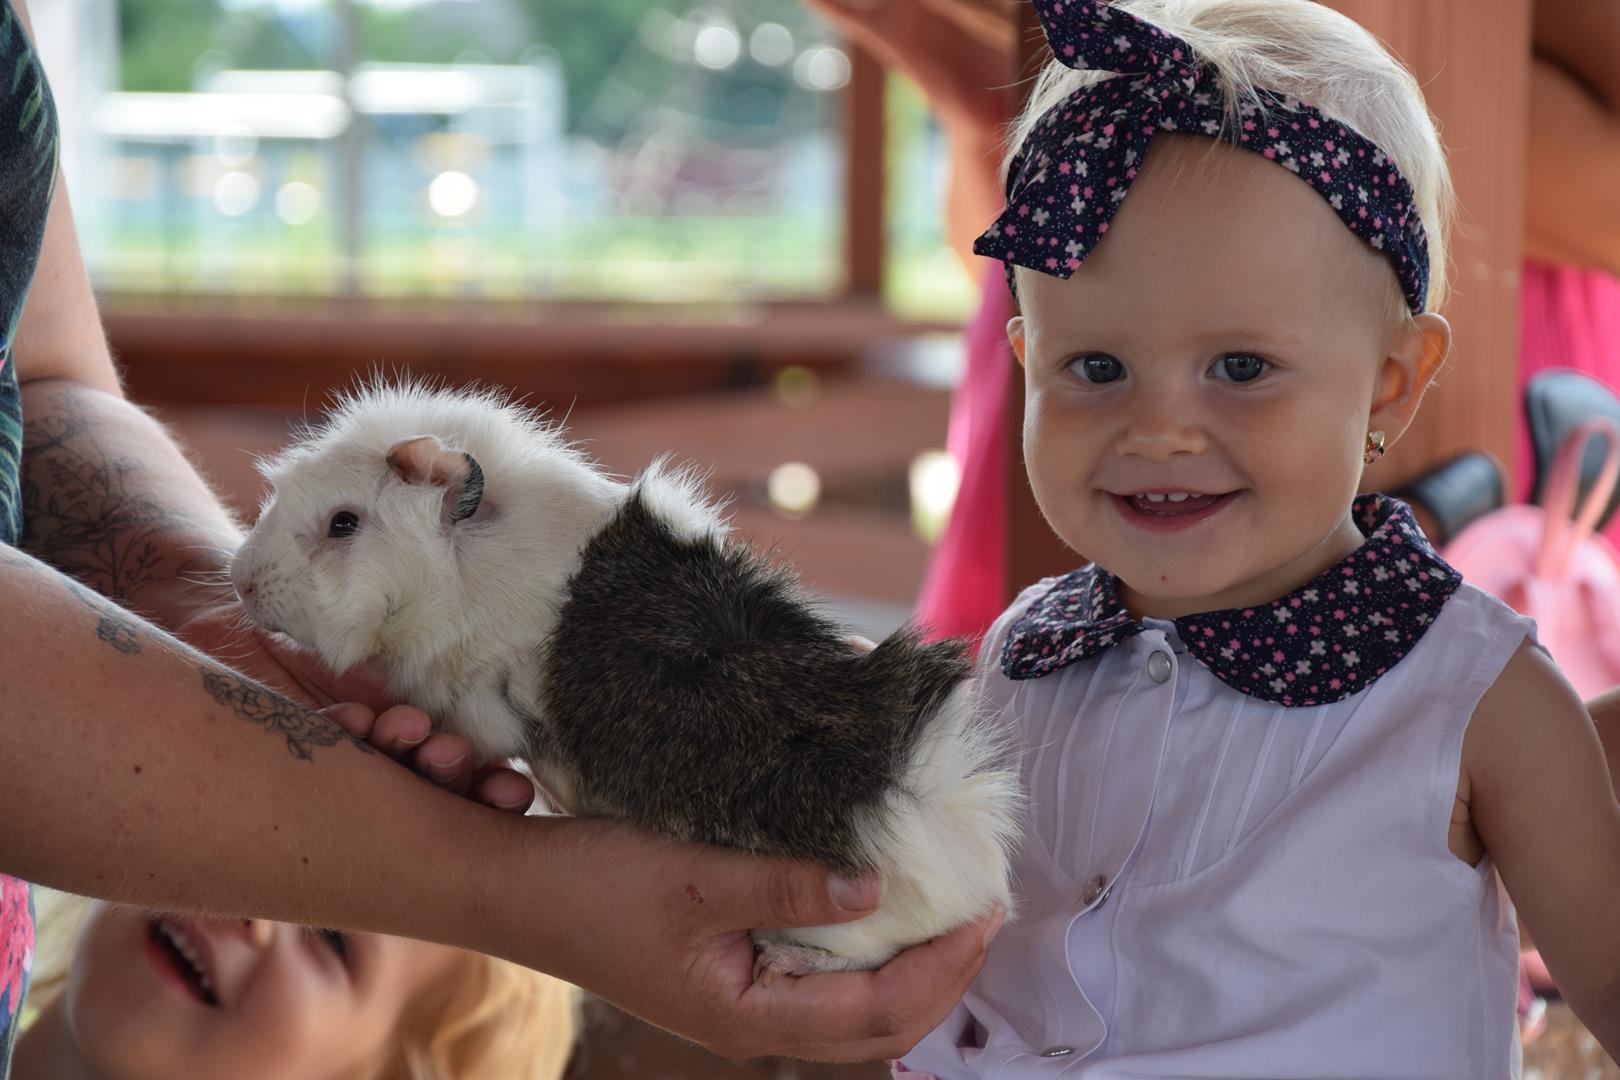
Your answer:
[1433,578,1540,648]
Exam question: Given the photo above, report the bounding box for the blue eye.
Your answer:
[1069,354,1125,384]
[1212,354,1268,383]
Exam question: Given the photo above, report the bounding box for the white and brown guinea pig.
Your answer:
[232,381,1018,975]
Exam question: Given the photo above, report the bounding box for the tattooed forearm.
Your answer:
[200,669,376,761]
[20,393,224,614]
[0,550,145,652]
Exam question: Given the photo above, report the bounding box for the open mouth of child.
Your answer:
[146,916,222,1007]
[1111,491,1237,531]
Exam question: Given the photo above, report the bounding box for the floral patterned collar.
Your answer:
[1000,495,1463,706]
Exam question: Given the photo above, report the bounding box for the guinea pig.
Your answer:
[232,381,1018,975]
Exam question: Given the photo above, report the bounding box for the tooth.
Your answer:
[1145,493,1166,503]
[1167,493,1190,503]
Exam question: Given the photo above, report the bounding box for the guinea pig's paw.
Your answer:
[749,936,846,983]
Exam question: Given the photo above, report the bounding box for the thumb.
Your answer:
[710,854,884,931]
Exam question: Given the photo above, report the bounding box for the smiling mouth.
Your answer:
[149,918,221,1007]
[1122,491,1230,515]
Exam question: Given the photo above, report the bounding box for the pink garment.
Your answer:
[1517,259,1620,544]
[914,266,1014,645]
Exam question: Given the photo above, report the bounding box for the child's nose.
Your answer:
[1115,408,1209,460]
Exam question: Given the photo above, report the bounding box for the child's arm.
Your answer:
[1467,641,1620,1055]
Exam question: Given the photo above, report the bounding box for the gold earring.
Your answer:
[1363,430,1387,466]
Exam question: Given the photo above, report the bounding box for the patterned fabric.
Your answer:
[974,0,1429,314]
[1000,494,1464,706]
[0,0,58,1072]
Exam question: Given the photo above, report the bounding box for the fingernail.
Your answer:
[394,734,427,750]
[982,905,1008,949]
[429,752,466,773]
[829,872,880,911]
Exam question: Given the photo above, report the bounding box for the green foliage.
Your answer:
[118,0,225,90]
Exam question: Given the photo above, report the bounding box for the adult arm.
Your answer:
[1524,0,1620,276]
[0,549,994,1058]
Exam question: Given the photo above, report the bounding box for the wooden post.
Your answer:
[844,45,888,299]
[1004,0,1534,596]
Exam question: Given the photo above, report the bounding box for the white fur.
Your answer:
[754,683,1020,970]
[234,379,624,760]
[235,380,1019,969]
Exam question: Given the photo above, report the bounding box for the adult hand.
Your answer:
[530,816,1003,1061]
[175,594,535,813]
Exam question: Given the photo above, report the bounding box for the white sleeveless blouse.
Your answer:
[900,580,1530,1079]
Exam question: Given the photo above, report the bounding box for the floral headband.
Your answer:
[975,0,1430,313]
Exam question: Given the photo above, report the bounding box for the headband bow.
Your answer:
[976,0,1430,313]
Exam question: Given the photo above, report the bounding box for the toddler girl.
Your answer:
[13,894,577,1080]
[899,1,1620,1075]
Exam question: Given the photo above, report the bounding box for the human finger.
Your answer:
[320,702,377,740]
[413,735,475,794]
[368,704,433,754]
[474,765,536,814]
[692,850,883,931]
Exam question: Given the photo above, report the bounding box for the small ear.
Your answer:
[388,435,466,486]
[1006,316,1028,369]
[386,436,486,524]
[1369,312,1451,447]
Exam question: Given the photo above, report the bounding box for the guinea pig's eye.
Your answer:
[327,511,361,539]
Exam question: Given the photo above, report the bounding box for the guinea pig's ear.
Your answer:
[386,435,485,525]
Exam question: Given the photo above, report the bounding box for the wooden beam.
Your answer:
[844,44,887,299]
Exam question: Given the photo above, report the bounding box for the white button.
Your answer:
[1081,873,1109,906]
[1147,650,1172,683]
[1039,1046,1075,1057]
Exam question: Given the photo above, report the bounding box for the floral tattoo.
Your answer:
[200,669,375,762]
[20,395,211,611]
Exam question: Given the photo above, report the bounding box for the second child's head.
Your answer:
[988,0,1454,618]
[25,897,577,1080]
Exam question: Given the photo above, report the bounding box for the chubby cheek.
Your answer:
[208,976,376,1080]
[1021,391,1104,547]
[1239,396,1364,513]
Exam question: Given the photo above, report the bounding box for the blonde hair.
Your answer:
[25,893,577,1080]
[1008,0,1454,312]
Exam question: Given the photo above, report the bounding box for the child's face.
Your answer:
[1009,136,1444,618]
[61,903,464,1079]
